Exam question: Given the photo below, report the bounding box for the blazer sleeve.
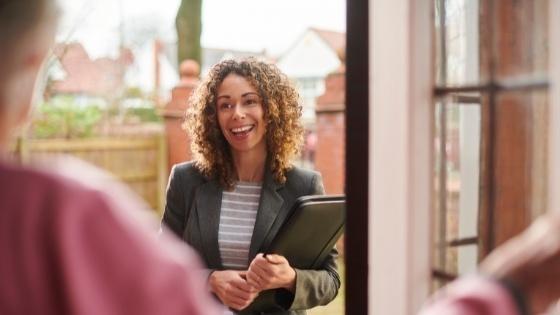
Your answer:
[162,164,187,238]
[289,173,341,310]
[161,165,216,284]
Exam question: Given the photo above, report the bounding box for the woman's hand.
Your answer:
[208,270,259,311]
[246,253,297,292]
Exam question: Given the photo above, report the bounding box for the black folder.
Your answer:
[265,195,346,268]
[240,195,346,313]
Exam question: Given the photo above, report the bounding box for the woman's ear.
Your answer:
[3,49,49,132]
[24,50,49,71]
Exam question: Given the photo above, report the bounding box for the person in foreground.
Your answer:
[0,0,219,314]
[419,213,560,315]
[162,58,340,314]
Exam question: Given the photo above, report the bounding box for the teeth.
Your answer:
[231,125,253,133]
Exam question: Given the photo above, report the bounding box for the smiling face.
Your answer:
[216,73,267,159]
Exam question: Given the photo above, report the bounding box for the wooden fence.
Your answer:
[10,134,168,215]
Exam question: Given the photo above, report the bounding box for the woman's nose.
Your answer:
[233,103,246,119]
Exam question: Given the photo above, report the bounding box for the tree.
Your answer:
[176,0,202,65]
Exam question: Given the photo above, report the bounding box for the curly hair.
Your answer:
[184,58,304,189]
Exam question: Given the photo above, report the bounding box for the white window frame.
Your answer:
[369,0,433,314]
[368,0,560,314]
[549,0,560,212]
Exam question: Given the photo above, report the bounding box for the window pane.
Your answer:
[435,0,482,86]
[433,97,481,279]
[483,0,549,81]
[480,90,549,247]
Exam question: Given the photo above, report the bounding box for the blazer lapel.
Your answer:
[195,180,223,268]
[249,171,284,260]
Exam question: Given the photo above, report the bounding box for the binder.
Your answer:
[240,195,346,313]
[265,195,346,268]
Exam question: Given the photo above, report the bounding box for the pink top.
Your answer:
[419,276,520,315]
[0,160,220,315]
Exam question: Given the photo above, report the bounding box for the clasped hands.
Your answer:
[209,253,296,311]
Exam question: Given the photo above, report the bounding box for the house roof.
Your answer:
[310,28,345,60]
[51,42,133,97]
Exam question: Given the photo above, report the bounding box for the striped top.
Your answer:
[218,181,262,270]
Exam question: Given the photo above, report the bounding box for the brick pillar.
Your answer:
[315,67,345,255]
[315,67,345,195]
[161,60,200,174]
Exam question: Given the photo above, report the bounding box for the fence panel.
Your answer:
[10,135,168,215]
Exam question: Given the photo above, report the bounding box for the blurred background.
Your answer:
[9,0,347,314]
[8,0,555,313]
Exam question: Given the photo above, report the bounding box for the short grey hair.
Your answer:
[0,0,58,74]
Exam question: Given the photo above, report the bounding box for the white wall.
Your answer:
[277,30,340,79]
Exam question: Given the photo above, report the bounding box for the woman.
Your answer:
[0,0,218,314]
[163,58,340,314]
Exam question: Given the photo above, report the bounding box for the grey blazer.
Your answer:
[162,161,340,315]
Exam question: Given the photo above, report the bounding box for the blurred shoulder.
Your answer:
[285,165,321,180]
[284,165,322,189]
[0,160,117,225]
[171,161,206,182]
[0,161,95,198]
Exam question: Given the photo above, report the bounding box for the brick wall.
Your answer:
[315,68,345,195]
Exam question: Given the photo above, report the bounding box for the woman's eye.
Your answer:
[245,99,257,105]
[220,103,232,109]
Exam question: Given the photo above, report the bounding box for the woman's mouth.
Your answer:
[230,124,255,137]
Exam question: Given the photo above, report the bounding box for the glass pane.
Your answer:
[435,0,482,86]
[484,90,549,245]
[490,0,549,80]
[433,97,481,281]
[457,244,478,274]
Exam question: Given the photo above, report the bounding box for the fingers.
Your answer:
[225,285,257,307]
[251,254,276,272]
[252,253,287,271]
[227,298,254,311]
[210,270,259,311]
[229,283,254,299]
[246,264,269,289]
[228,282,259,311]
[252,257,276,275]
[264,253,288,264]
[222,285,258,310]
[238,270,247,279]
[247,253,292,290]
[224,293,252,310]
[230,274,258,294]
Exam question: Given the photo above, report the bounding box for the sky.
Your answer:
[57,0,346,59]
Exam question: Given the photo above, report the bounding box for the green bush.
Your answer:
[127,106,162,122]
[31,96,103,139]
[30,95,163,139]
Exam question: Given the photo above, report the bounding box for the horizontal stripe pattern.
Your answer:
[218,181,261,270]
